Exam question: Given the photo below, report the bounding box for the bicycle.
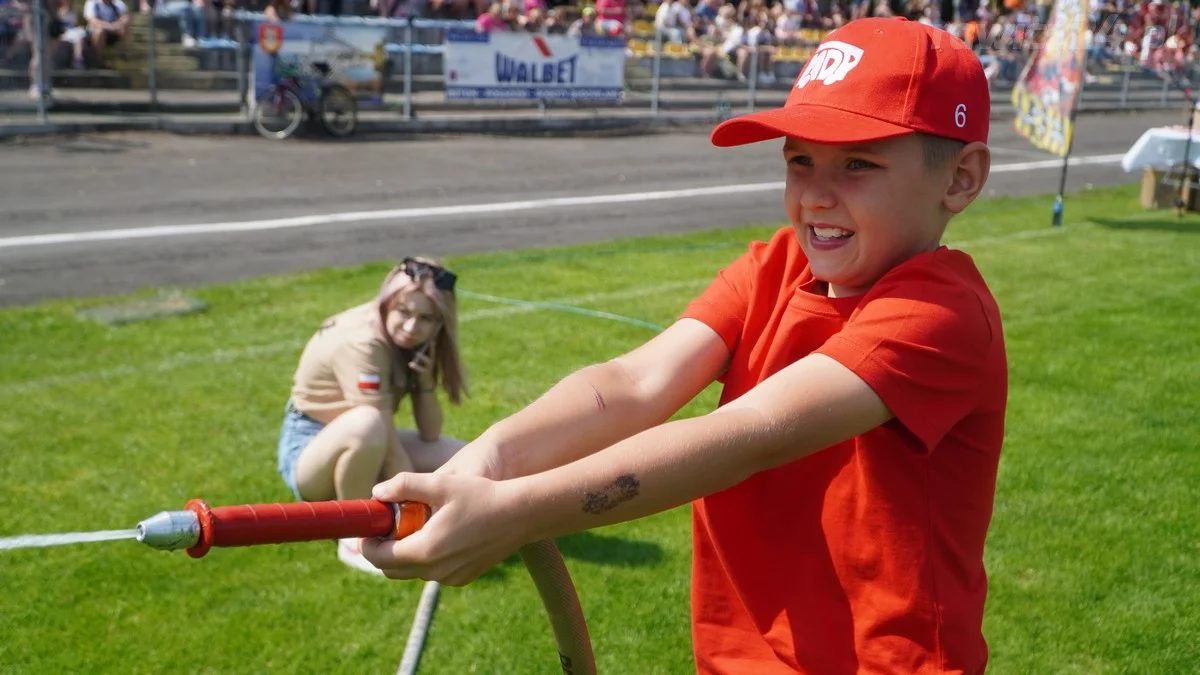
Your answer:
[253,60,358,141]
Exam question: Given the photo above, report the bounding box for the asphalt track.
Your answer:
[0,109,1182,307]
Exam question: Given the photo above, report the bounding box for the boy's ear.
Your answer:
[943,142,991,214]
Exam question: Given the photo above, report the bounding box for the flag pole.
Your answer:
[1164,69,1196,218]
[1053,63,1085,227]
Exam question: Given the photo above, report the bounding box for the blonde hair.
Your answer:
[376,257,468,405]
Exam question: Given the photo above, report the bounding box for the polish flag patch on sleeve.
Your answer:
[357,373,382,391]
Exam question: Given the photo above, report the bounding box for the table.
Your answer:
[1121,125,1200,173]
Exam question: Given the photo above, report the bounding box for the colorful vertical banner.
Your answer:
[1011,0,1090,156]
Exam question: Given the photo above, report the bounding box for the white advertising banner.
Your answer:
[443,30,625,101]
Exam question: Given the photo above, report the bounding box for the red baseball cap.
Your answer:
[710,17,989,147]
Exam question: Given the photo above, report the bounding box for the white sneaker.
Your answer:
[337,538,385,576]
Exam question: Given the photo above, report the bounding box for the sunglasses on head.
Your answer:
[401,257,457,292]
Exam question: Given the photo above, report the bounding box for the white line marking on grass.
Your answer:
[461,279,706,321]
[0,280,711,396]
[460,290,666,331]
[0,154,1127,250]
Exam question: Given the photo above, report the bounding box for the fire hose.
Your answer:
[136,498,595,675]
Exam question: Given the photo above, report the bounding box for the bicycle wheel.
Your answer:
[319,85,358,138]
[253,86,304,140]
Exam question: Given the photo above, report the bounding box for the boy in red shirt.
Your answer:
[364,17,1005,674]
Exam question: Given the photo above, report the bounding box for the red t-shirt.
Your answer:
[680,227,1007,674]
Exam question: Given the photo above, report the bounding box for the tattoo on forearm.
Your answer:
[581,474,640,515]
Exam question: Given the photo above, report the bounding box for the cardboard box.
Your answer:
[1141,165,1200,211]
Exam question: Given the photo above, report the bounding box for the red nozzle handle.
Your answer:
[184,499,430,559]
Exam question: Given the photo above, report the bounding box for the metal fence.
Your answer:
[2,3,1196,130]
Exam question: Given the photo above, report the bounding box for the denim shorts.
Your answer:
[276,401,326,501]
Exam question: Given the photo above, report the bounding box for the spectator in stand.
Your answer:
[180,0,216,47]
[58,2,90,69]
[1,0,24,53]
[401,0,477,20]
[566,5,588,34]
[1157,28,1189,72]
[961,16,979,49]
[83,0,130,66]
[264,0,291,21]
[476,1,505,31]
[973,2,991,40]
[304,0,342,17]
[696,5,731,77]
[475,0,522,30]
[1192,5,1200,47]
[566,5,600,35]
[1086,20,1112,68]
[19,0,66,99]
[655,0,695,44]
[918,4,940,28]
[524,5,545,32]
[595,0,626,34]
[719,14,752,82]
[543,7,566,33]
[502,1,522,29]
[1141,17,1163,65]
[1034,0,1052,25]
[372,0,430,18]
[694,0,719,23]
[747,8,776,83]
[737,0,766,24]
[773,4,803,45]
[823,5,846,29]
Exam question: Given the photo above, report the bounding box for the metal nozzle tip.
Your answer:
[135,510,201,551]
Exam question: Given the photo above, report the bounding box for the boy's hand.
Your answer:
[360,472,531,586]
[434,437,508,481]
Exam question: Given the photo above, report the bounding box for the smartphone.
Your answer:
[408,340,433,372]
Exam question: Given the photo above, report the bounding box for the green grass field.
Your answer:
[1,182,1197,674]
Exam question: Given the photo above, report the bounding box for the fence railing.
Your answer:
[2,2,1196,129]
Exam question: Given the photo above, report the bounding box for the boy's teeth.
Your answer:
[813,227,852,238]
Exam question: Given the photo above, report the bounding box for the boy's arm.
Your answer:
[517,353,890,537]
[440,318,730,481]
[363,352,890,585]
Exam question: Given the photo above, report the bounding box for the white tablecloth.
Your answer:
[1121,126,1200,172]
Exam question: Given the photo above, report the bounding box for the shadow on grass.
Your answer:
[1090,215,1200,234]
[477,531,666,583]
[554,530,665,567]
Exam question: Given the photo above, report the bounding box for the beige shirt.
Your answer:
[290,302,406,417]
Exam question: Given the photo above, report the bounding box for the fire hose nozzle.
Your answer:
[135,499,430,559]
[136,510,202,551]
